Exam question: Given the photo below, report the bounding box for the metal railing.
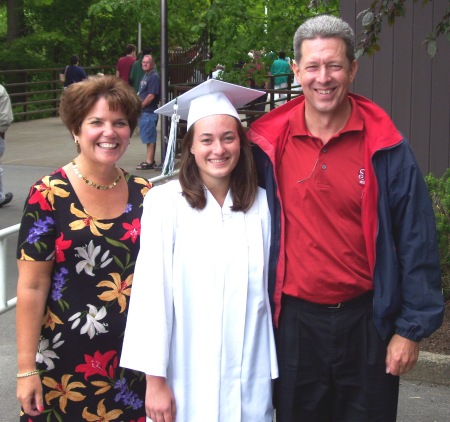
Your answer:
[0,66,115,121]
[0,224,20,314]
[0,171,179,315]
[1,66,301,122]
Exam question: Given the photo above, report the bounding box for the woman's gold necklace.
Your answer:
[71,160,121,190]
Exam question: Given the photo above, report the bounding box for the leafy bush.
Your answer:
[425,169,450,300]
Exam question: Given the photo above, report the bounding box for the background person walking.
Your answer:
[116,44,137,83]
[269,51,292,106]
[0,83,13,207]
[60,55,87,88]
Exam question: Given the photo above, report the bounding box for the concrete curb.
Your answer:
[402,351,450,386]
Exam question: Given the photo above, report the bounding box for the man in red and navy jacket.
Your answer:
[248,14,444,422]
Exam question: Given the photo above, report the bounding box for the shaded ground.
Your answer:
[420,300,450,355]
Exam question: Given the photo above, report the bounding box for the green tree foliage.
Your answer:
[3,1,446,72]
[205,0,339,84]
[0,0,210,69]
[0,0,339,87]
[1,0,90,68]
[0,5,7,39]
[0,0,340,72]
[356,0,450,58]
[426,169,450,300]
[425,168,450,299]
[86,0,159,65]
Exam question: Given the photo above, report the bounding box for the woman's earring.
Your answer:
[74,138,79,145]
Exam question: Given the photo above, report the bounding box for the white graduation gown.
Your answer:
[121,180,278,422]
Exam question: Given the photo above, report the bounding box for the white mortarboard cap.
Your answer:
[155,79,265,129]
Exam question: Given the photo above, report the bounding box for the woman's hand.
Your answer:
[146,375,176,422]
[17,375,44,416]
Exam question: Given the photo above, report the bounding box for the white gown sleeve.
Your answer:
[120,182,177,377]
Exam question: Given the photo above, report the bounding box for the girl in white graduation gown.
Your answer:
[121,80,278,422]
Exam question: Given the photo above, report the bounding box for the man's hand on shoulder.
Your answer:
[385,334,419,376]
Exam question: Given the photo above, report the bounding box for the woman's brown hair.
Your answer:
[178,117,257,212]
[59,75,141,141]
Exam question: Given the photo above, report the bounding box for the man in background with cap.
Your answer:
[0,83,13,207]
[136,55,161,170]
[248,14,443,421]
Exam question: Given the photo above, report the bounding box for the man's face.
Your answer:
[293,37,357,118]
[142,57,153,73]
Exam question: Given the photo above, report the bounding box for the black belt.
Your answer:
[0,132,4,139]
[282,290,374,310]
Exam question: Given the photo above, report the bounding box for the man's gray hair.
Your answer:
[293,15,355,64]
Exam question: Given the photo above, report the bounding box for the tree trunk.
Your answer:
[7,0,26,42]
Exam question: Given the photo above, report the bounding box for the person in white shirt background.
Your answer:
[0,83,14,207]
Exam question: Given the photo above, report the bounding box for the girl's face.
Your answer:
[76,97,130,165]
[190,114,241,190]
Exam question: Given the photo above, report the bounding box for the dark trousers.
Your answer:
[275,293,399,422]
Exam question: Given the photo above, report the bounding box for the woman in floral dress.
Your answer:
[16,75,151,421]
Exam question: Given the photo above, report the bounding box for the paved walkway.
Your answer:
[0,118,449,421]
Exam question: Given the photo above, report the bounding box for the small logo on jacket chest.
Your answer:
[358,168,365,185]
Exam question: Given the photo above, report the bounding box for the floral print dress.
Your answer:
[16,167,151,422]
